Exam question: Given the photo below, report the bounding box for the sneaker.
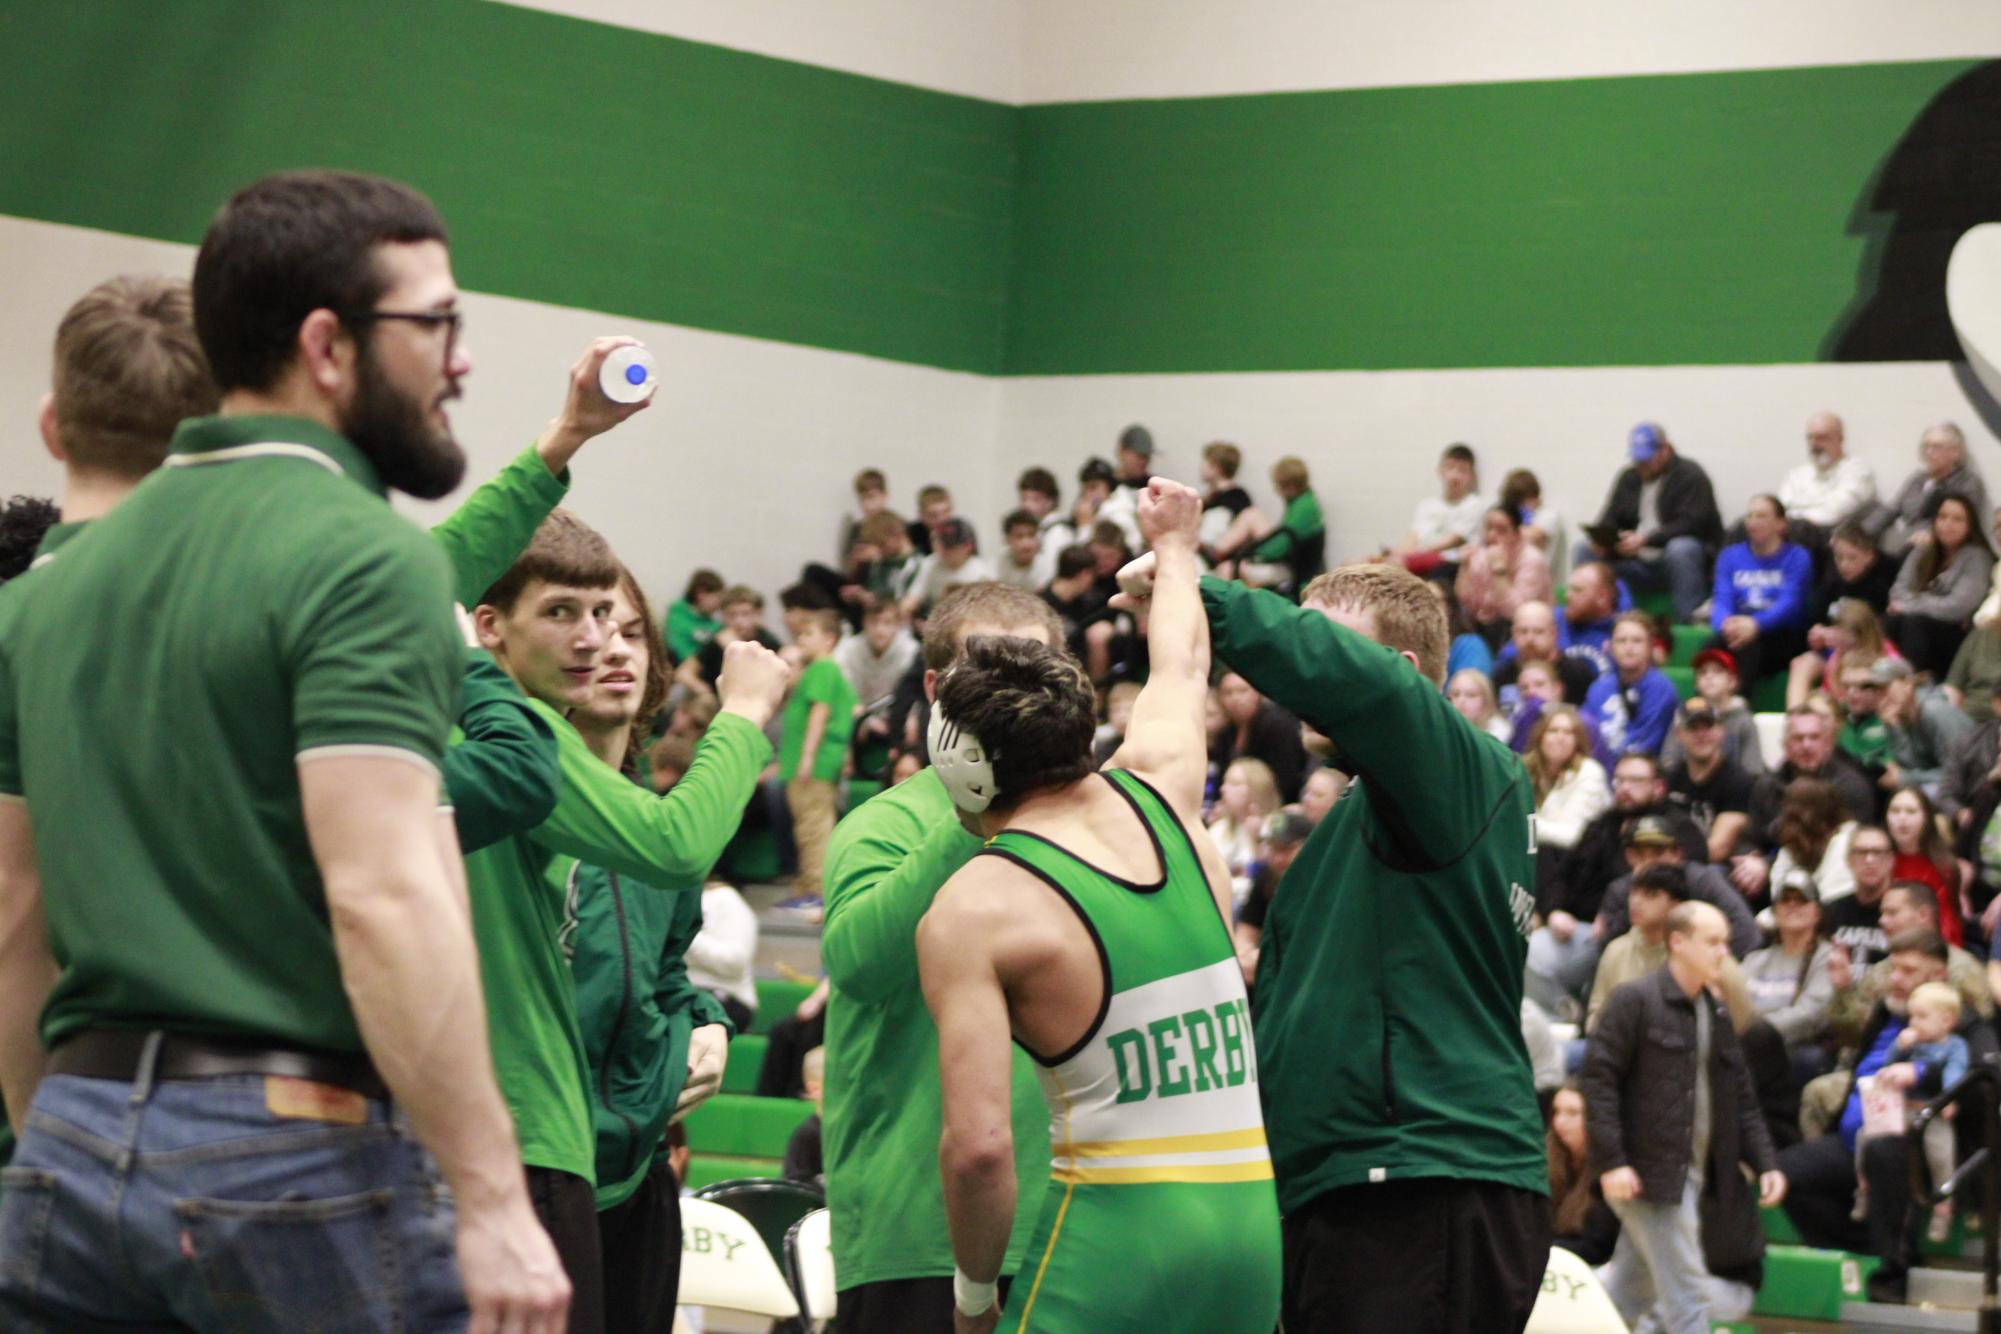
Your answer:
[773,894,825,925]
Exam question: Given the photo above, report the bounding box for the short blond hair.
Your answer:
[1302,563,1449,686]
[1910,980,1962,1024]
[1271,456,1310,498]
[53,274,218,479]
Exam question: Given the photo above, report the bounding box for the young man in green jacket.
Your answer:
[471,511,788,1331]
[821,583,1063,1331]
[560,565,765,1332]
[1114,556,1552,1333]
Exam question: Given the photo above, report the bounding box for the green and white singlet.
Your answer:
[982,768,1282,1332]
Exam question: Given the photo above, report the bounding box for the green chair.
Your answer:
[1668,624,1709,668]
[754,978,817,1034]
[683,1093,817,1159]
[724,1034,769,1095]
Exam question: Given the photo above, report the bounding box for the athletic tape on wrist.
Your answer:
[954,1268,997,1316]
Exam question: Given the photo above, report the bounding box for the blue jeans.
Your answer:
[1613,537,1710,622]
[1525,926,1599,1018]
[0,1060,466,1332]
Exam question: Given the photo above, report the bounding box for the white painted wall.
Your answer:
[493,0,1026,101]
[498,0,2000,104]
[993,363,2001,567]
[1016,1,2001,102]
[0,216,1000,611]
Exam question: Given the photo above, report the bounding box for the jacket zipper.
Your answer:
[1380,1004,1399,1121]
[601,871,641,1153]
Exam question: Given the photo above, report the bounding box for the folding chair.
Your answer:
[785,1206,837,1328]
[677,1196,800,1321]
[1525,1245,1627,1333]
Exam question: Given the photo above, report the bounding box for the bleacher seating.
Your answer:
[687,977,827,1187]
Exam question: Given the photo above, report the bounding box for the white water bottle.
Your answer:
[598,344,656,404]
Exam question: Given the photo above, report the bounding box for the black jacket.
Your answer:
[1594,455,1725,553]
[1582,966,1777,1277]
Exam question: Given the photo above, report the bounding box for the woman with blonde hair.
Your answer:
[1446,667,1512,743]
[1207,756,1281,908]
[1788,596,1900,709]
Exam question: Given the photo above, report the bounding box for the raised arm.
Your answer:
[1109,479,1210,812]
[531,706,772,888]
[1194,575,1515,856]
[430,338,650,604]
[919,872,1020,1329]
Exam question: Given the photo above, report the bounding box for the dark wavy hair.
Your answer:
[0,496,60,584]
[934,635,1096,805]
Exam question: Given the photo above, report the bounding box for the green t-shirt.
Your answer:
[1203,577,1548,1211]
[821,769,1050,1288]
[463,808,593,1181]
[665,600,721,664]
[780,657,858,783]
[1248,490,1325,563]
[0,415,459,1054]
[1840,715,1891,770]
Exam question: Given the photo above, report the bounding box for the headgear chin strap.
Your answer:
[927,704,998,814]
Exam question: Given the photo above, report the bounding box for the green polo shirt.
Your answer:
[0,414,459,1055]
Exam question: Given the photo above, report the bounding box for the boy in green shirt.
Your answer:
[472,512,789,1330]
[782,606,858,904]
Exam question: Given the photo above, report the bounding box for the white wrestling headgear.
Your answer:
[927,703,997,814]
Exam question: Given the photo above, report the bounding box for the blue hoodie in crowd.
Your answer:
[1711,541,1813,636]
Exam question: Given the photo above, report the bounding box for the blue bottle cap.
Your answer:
[626,363,649,386]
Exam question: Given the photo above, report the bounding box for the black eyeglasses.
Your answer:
[343,308,462,363]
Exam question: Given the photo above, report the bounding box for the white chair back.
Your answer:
[1525,1245,1627,1334]
[677,1196,801,1318]
[788,1206,838,1322]
[1753,711,1786,771]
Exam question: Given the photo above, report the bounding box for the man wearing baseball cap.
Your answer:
[1664,697,1756,865]
[1097,424,1156,553]
[1577,422,1723,621]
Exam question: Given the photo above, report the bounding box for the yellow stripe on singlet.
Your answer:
[1019,1064,1078,1333]
[1050,1159,1275,1185]
[1055,1126,1267,1158]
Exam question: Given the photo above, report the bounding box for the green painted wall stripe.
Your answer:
[0,0,1016,374]
[0,5,1979,375]
[1008,61,1981,373]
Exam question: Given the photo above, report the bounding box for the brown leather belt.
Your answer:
[49,1029,388,1102]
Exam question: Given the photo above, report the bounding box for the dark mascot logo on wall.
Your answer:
[1824,59,2001,434]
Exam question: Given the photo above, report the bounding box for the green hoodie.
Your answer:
[1201,577,1547,1213]
[560,718,770,1211]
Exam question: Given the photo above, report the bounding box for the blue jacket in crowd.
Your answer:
[1585,667,1681,756]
